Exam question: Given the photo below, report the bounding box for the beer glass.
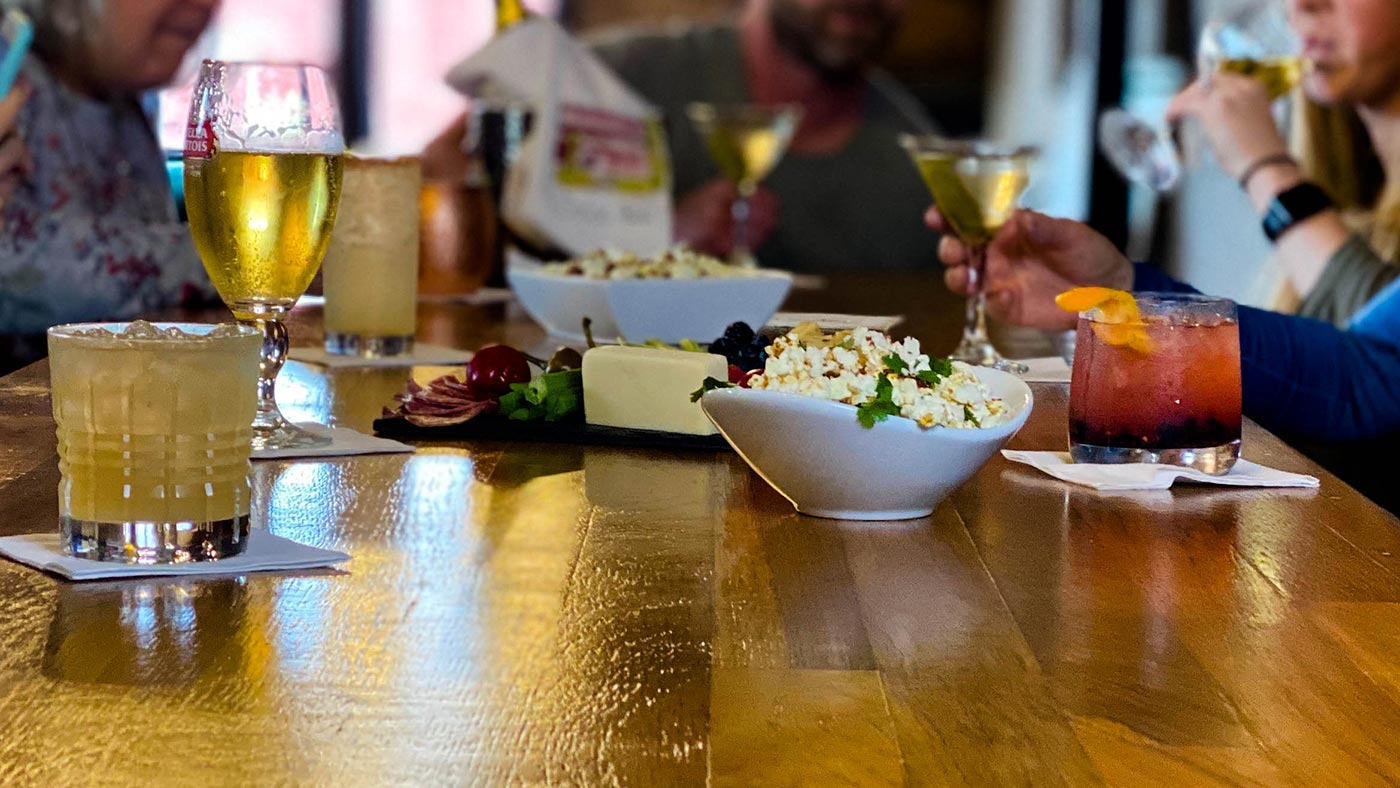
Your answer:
[184,61,345,450]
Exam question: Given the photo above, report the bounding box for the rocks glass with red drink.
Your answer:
[1068,294,1242,474]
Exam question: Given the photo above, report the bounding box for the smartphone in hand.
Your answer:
[0,9,33,99]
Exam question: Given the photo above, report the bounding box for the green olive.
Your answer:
[547,347,583,372]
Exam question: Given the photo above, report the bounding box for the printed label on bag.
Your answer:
[554,105,668,193]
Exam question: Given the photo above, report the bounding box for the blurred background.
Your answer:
[156,0,1273,307]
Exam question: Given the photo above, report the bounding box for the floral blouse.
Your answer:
[0,57,213,335]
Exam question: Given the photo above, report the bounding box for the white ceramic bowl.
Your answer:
[700,368,1033,520]
[507,259,793,344]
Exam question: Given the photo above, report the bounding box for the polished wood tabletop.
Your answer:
[2,275,1399,785]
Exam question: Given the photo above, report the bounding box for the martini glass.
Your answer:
[685,102,801,266]
[902,136,1034,373]
[184,61,345,451]
[1099,0,1302,191]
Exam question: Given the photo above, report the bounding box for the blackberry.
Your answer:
[720,321,755,346]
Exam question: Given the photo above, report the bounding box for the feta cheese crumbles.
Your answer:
[746,326,1008,429]
[541,247,757,280]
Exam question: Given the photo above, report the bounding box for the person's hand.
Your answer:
[1165,73,1289,181]
[930,207,1133,332]
[0,78,33,221]
[674,178,778,257]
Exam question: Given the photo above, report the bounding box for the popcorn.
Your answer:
[541,247,757,280]
[747,327,1007,430]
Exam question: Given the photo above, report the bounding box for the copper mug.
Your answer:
[418,177,497,297]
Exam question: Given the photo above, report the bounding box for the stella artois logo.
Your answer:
[184,117,216,160]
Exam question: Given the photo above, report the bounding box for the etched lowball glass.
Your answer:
[48,322,261,563]
[1069,295,1242,474]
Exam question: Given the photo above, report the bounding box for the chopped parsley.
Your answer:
[962,404,980,427]
[917,358,955,387]
[881,353,908,374]
[856,375,901,428]
[690,376,735,403]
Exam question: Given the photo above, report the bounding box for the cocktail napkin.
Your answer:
[1017,357,1073,384]
[290,344,472,368]
[0,531,350,581]
[767,312,904,332]
[251,424,414,461]
[417,287,516,305]
[1002,450,1320,491]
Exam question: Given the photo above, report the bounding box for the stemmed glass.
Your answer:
[685,102,801,266]
[1099,0,1302,190]
[902,136,1034,373]
[184,61,345,450]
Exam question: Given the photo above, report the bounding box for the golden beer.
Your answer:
[912,153,1030,245]
[1216,56,1305,100]
[185,150,344,317]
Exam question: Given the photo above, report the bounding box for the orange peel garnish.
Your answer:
[1055,287,1153,352]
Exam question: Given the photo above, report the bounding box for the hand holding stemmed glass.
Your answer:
[902,135,1035,373]
[1098,0,1303,190]
[685,102,801,266]
[184,61,345,451]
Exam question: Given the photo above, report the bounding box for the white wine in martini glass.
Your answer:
[902,136,1033,373]
[685,102,801,266]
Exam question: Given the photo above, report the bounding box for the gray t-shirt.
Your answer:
[591,24,941,273]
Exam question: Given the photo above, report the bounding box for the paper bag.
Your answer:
[446,17,673,256]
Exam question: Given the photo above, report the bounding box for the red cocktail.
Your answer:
[1068,294,1242,474]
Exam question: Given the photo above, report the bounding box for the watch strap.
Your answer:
[1263,182,1333,242]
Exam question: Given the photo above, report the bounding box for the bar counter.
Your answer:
[2,275,1398,784]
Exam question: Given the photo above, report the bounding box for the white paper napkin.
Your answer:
[767,312,904,332]
[0,530,350,581]
[1002,450,1320,491]
[1017,356,1073,384]
[417,287,516,305]
[290,343,472,369]
[251,424,414,461]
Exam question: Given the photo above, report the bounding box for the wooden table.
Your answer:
[2,276,1400,785]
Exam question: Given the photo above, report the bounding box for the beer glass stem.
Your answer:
[242,312,332,451]
[251,315,289,432]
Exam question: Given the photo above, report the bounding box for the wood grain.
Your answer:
[2,282,1399,785]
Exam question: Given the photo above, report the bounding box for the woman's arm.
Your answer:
[1166,76,1360,303]
[1133,263,1400,442]
[1293,234,1399,327]
[1237,305,1400,442]
[0,79,30,222]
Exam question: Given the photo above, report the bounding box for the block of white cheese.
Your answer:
[583,345,728,435]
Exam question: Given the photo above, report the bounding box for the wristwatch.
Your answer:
[1263,182,1333,242]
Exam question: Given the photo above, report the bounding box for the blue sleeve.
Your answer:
[1130,263,1400,441]
[1132,263,1200,295]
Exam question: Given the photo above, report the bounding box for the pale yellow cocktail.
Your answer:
[48,321,261,563]
[321,155,421,356]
